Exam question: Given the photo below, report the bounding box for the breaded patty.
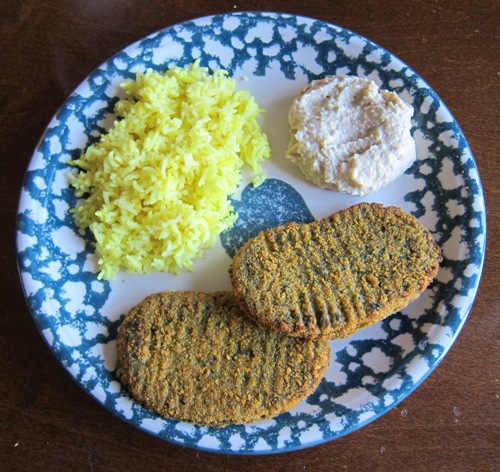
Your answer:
[116,291,330,427]
[230,202,442,339]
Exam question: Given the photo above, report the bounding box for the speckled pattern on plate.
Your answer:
[16,12,486,454]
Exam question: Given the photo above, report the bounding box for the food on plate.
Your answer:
[286,75,416,195]
[230,202,441,339]
[116,291,330,427]
[69,61,270,280]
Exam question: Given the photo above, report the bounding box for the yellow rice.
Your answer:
[69,62,271,280]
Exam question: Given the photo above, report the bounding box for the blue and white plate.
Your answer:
[16,12,486,454]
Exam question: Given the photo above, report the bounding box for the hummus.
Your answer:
[286,75,416,196]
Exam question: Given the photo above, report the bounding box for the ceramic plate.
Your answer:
[16,12,486,454]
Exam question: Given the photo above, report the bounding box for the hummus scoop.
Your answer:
[286,75,416,196]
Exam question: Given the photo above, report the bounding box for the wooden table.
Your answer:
[1,1,498,470]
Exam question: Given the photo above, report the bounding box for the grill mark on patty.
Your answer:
[300,220,349,335]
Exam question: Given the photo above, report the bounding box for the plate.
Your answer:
[16,12,486,454]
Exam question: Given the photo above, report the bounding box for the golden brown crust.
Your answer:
[230,202,442,339]
[116,291,330,427]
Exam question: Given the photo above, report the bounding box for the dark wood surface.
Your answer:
[1,1,498,470]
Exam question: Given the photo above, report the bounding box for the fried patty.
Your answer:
[230,202,442,339]
[116,291,330,427]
